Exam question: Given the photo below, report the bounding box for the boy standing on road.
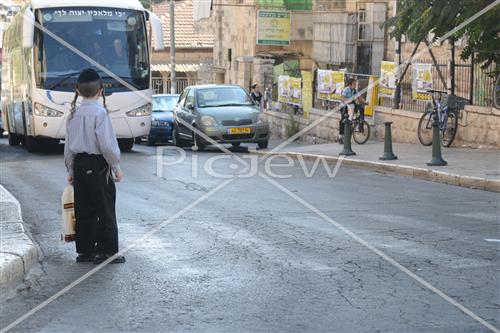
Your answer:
[64,69,125,265]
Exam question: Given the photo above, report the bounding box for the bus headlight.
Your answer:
[34,103,63,117]
[126,103,152,117]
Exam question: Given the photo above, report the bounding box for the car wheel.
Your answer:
[118,138,134,152]
[257,141,269,149]
[172,126,186,147]
[192,132,205,151]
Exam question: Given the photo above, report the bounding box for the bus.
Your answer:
[1,0,164,152]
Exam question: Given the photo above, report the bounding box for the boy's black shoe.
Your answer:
[76,253,95,263]
[93,254,126,265]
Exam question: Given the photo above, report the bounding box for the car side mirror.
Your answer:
[187,103,194,111]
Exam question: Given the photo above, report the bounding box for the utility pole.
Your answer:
[170,0,176,94]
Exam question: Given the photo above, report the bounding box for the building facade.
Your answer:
[151,0,214,94]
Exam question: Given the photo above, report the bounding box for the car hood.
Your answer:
[152,111,174,122]
[199,106,260,122]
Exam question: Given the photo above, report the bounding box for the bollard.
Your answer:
[339,118,356,156]
[427,111,447,166]
[379,122,398,160]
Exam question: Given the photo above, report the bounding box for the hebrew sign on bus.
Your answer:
[257,10,291,46]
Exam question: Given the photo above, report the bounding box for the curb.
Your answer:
[251,151,500,193]
[0,185,40,290]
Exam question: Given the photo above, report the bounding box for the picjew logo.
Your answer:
[46,91,72,106]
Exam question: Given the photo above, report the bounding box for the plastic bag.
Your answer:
[61,185,76,242]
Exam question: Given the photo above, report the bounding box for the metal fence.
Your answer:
[380,59,496,112]
[152,78,200,95]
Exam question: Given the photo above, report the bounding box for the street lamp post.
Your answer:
[170,0,176,94]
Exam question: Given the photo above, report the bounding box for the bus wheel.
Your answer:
[118,138,134,152]
[25,136,41,153]
[8,133,21,146]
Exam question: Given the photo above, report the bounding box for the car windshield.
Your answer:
[153,95,179,111]
[196,87,254,108]
[33,7,149,92]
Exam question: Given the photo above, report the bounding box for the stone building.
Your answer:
[151,0,214,94]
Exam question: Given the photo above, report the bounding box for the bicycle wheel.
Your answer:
[417,111,433,146]
[440,109,458,147]
[353,120,370,144]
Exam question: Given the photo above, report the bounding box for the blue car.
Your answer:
[135,94,179,145]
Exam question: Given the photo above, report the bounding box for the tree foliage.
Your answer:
[139,0,165,10]
[385,0,499,74]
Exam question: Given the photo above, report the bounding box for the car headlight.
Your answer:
[200,115,217,126]
[34,103,63,117]
[257,114,266,124]
[127,103,152,117]
[151,120,160,126]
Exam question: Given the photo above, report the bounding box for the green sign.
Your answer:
[256,10,291,46]
[258,0,312,10]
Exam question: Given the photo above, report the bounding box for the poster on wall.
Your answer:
[256,10,291,46]
[412,63,433,101]
[278,75,290,103]
[301,71,313,119]
[317,70,345,101]
[288,77,302,106]
[379,61,397,98]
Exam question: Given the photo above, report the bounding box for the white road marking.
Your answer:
[485,239,500,243]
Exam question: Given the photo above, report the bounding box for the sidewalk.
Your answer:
[253,140,500,192]
[0,185,40,291]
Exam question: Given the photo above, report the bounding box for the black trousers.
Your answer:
[73,153,118,254]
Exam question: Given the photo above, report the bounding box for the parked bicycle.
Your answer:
[417,90,463,147]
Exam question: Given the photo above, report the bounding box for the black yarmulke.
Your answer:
[77,68,101,83]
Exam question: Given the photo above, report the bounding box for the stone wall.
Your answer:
[263,105,500,149]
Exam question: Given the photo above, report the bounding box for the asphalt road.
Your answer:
[0,139,499,333]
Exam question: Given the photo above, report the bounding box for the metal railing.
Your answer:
[380,59,496,112]
[152,78,200,95]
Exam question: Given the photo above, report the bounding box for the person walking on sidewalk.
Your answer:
[64,68,126,265]
[251,83,263,111]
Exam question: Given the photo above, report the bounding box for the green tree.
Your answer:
[140,0,165,10]
[385,0,499,74]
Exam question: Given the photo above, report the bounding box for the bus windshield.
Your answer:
[34,7,149,92]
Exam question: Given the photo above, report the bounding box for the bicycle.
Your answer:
[351,106,370,144]
[417,90,460,147]
[339,104,370,145]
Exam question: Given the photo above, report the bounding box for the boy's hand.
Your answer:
[114,170,124,182]
[67,176,73,185]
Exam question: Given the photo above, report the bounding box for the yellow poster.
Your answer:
[317,70,344,101]
[278,75,289,103]
[412,63,433,101]
[288,77,302,106]
[257,11,291,46]
[379,61,397,98]
[301,71,313,119]
[365,76,379,118]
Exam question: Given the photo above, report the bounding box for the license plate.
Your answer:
[227,127,251,134]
